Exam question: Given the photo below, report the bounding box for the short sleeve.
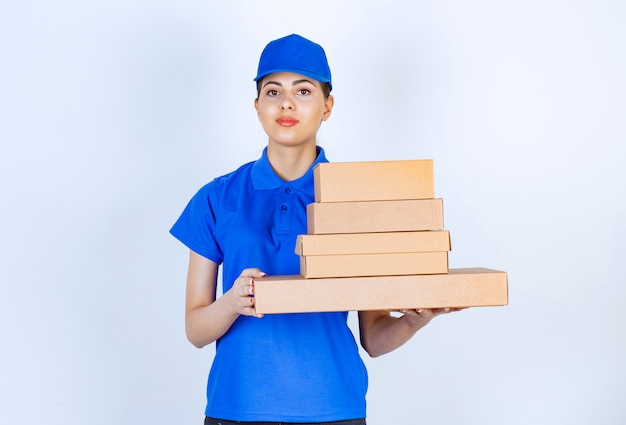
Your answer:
[169,182,224,264]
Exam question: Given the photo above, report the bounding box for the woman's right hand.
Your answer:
[186,253,266,348]
[226,268,266,318]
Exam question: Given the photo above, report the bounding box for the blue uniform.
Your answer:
[170,147,368,422]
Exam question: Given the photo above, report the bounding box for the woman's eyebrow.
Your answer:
[262,80,282,89]
[293,79,315,86]
[262,79,316,89]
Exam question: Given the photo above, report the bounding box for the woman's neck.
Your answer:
[266,142,318,181]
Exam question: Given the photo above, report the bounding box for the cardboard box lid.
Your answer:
[314,159,435,202]
[300,251,449,278]
[295,231,451,256]
[254,268,508,313]
[307,198,445,234]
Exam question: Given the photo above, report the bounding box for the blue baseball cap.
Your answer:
[254,34,332,90]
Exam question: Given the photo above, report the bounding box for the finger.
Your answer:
[423,307,446,316]
[400,308,427,318]
[242,277,255,296]
[239,268,267,278]
[241,305,264,318]
[436,307,465,314]
[239,295,264,319]
[240,293,255,309]
[232,276,255,297]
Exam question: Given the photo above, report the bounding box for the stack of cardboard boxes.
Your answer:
[299,160,449,278]
[254,160,508,314]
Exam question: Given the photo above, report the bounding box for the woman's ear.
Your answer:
[322,95,334,121]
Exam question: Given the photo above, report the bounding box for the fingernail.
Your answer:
[417,309,423,314]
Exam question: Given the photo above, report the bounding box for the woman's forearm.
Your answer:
[359,312,428,357]
[185,291,241,348]
[359,308,461,357]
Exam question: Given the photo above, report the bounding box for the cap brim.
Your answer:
[254,68,331,87]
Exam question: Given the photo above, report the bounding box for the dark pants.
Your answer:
[205,417,366,425]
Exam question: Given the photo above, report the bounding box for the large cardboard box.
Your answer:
[313,160,434,202]
[254,268,508,313]
[300,251,449,278]
[306,198,444,234]
[296,231,451,256]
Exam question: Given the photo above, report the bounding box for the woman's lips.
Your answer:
[277,116,299,127]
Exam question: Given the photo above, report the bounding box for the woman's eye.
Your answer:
[266,89,279,96]
[298,89,311,95]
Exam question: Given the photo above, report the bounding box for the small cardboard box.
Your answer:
[300,251,449,278]
[313,160,434,202]
[295,231,451,256]
[306,198,444,234]
[254,268,508,314]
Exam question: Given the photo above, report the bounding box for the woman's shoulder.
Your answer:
[212,160,255,186]
[193,160,255,199]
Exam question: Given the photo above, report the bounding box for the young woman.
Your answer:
[170,34,457,425]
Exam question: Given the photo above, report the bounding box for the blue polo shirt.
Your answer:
[170,146,368,422]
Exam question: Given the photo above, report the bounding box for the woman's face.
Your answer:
[254,72,334,149]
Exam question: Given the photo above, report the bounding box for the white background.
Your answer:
[1,1,624,424]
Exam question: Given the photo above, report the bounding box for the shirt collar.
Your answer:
[251,146,328,192]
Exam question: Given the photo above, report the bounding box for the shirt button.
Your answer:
[285,187,291,193]
[281,205,288,211]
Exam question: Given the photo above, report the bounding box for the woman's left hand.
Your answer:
[398,307,467,328]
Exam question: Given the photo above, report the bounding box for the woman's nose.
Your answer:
[281,95,295,110]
